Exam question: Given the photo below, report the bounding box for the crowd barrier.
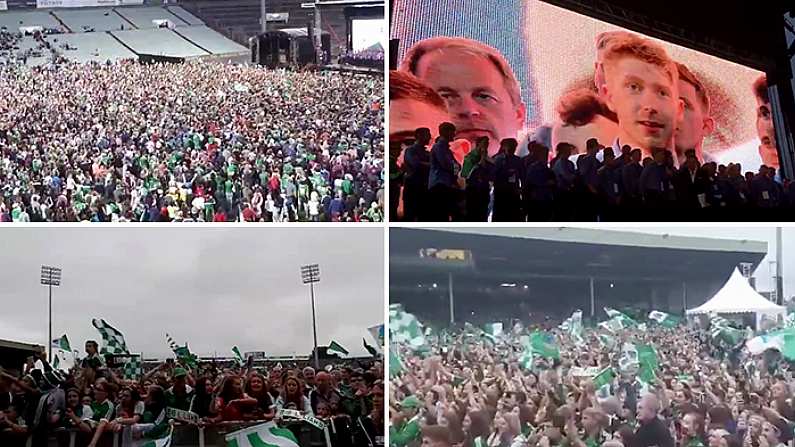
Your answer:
[24,420,330,447]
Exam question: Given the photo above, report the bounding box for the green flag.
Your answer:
[328,341,349,356]
[224,421,299,447]
[92,319,129,355]
[389,347,404,378]
[529,332,560,360]
[648,310,681,328]
[592,367,616,390]
[122,354,143,380]
[363,338,378,357]
[52,335,71,352]
[637,344,659,383]
[232,346,244,366]
[140,425,173,447]
[389,304,426,349]
[604,307,636,328]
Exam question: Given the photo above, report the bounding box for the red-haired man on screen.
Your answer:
[401,36,526,158]
[674,62,714,164]
[599,35,683,160]
[753,75,779,169]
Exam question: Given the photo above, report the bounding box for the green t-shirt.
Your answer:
[90,399,114,422]
[165,386,194,411]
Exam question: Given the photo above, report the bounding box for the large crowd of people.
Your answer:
[391,127,793,222]
[389,309,795,447]
[0,58,384,222]
[0,342,384,446]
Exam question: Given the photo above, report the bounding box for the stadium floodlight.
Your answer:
[300,264,320,369]
[40,265,62,362]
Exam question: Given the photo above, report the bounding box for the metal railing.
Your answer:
[32,420,330,447]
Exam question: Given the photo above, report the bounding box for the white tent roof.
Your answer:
[686,267,785,315]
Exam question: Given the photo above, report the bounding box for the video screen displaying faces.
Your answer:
[390,0,778,171]
[352,18,385,52]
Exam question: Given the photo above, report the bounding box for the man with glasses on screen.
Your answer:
[400,37,526,158]
[598,35,683,162]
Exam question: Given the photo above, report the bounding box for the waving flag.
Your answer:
[166,334,198,369]
[604,307,636,327]
[232,346,244,367]
[328,341,349,356]
[529,331,560,360]
[92,319,129,355]
[648,311,680,328]
[122,354,143,380]
[224,421,299,447]
[389,304,426,349]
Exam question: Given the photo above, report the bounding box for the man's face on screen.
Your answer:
[414,49,525,157]
[755,96,778,168]
[603,57,680,154]
[675,79,712,159]
[389,98,449,146]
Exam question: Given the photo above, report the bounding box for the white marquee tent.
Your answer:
[686,267,785,329]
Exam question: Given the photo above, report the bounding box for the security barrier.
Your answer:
[35,420,330,447]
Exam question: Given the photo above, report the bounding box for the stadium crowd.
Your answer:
[0,59,384,222]
[391,128,793,222]
[0,344,384,446]
[389,308,795,447]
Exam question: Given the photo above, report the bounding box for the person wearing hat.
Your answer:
[165,367,194,411]
[390,395,423,447]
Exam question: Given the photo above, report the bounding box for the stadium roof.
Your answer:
[0,338,44,352]
[390,227,768,285]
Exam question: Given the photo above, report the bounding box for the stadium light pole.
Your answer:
[40,265,62,362]
[260,0,267,33]
[301,264,320,370]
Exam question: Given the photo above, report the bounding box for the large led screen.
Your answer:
[390,0,779,171]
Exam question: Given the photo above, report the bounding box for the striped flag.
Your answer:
[165,334,198,369]
[92,319,129,355]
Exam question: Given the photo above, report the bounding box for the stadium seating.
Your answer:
[0,4,249,65]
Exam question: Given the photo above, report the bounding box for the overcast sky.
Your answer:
[598,227,791,299]
[0,227,384,359]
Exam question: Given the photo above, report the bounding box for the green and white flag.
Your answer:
[137,424,173,447]
[648,311,680,328]
[637,344,659,383]
[484,322,503,337]
[92,319,129,355]
[598,318,623,334]
[328,341,349,356]
[518,347,534,370]
[51,335,75,371]
[529,332,560,360]
[389,347,404,378]
[784,313,795,328]
[592,367,616,390]
[597,334,616,349]
[568,310,584,345]
[166,334,198,369]
[604,307,636,327]
[389,304,426,349]
[747,327,795,359]
[232,346,244,366]
[224,421,299,447]
[710,316,744,346]
[52,335,71,352]
[122,354,143,380]
[619,343,639,372]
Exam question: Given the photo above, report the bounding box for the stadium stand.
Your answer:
[0,3,248,65]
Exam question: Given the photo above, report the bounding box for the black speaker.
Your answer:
[389,38,398,70]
